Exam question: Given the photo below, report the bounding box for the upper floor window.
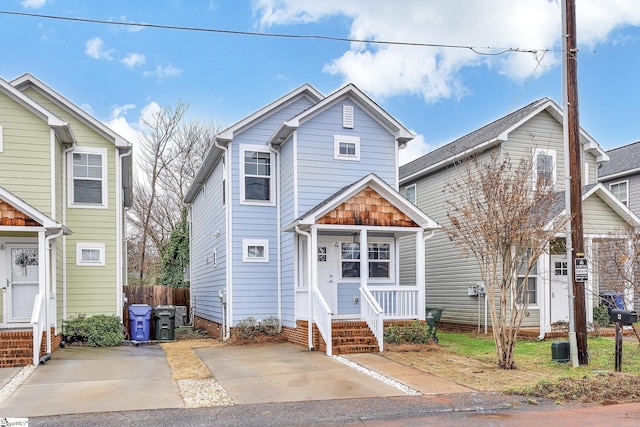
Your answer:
[69,147,108,208]
[533,148,556,190]
[334,135,360,161]
[404,184,416,204]
[609,181,629,206]
[240,145,274,204]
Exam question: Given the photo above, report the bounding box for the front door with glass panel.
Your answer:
[4,245,39,323]
[550,255,570,323]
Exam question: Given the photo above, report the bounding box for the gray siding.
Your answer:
[601,172,640,217]
[296,99,397,215]
[583,193,632,234]
[190,157,227,323]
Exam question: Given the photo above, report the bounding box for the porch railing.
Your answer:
[30,292,45,365]
[360,287,384,352]
[369,286,421,319]
[312,288,333,356]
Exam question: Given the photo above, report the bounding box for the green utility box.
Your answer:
[551,341,570,362]
[154,305,176,340]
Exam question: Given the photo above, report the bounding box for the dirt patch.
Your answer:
[383,345,544,392]
[160,338,223,381]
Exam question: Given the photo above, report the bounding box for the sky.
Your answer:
[1,0,640,165]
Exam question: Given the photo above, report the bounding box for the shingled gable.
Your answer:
[0,200,39,227]
[0,187,69,233]
[286,173,437,230]
[399,97,608,184]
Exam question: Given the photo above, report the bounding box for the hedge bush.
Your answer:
[384,321,434,344]
[63,314,124,347]
[234,316,281,340]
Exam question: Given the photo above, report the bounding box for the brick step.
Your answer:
[333,329,375,337]
[333,344,380,355]
[332,335,377,344]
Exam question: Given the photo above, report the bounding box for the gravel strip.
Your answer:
[332,355,422,396]
[177,378,234,408]
[0,364,36,404]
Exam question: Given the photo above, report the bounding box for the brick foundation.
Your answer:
[194,316,224,339]
[0,327,61,367]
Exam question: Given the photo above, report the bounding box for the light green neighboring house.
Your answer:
[0,74,132,366]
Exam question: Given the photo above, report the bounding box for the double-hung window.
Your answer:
[70,148,107,208]
[340,241,392,279]
[241,145,273,204]
[609,181,629,207]
[516,250,537,305]
[533,148,556,190]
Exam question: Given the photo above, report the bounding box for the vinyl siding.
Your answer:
[0,91,52,214]
[190,157,227,324]
[22,87,120,316]
[296,99,397,215]
[601,172,640,216]
[229,96,315,324]
[583,193,632,234]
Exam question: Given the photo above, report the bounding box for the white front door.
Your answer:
[316,239,337,313]
[4,245,39,323]
[550,255,570,323]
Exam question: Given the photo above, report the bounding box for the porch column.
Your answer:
[308,226,317,350]
[360,228,368,290]
[416,230,425,320]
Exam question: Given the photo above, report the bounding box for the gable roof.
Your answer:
[286,173,438,231]
[545,183,640,229]
[0,77,75,144]
[268,83,415,146]
[0,186,71,234]
[598,140,640,180]
[399,98,608,184]
[10,73,130,149]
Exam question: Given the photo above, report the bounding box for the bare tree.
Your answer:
[443,151,568,369]
[128,101,216,285]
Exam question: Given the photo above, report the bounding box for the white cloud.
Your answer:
[21,0,46,9]
[399,134,432,166]
[254,0,640,103]
[121,53,146,68]
[109,103,136,120]
[85,37,115,61]
[143,63,183,80]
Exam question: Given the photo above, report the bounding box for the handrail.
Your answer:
[368,286,421,319]
[312,288,333,356]
[360,287,384,352]
[30,292,45,365]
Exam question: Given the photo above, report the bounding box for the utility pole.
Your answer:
[563,0,589,365]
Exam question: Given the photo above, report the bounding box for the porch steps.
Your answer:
[331,321,379,355]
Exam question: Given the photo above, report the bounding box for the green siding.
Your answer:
[0,91,53,215]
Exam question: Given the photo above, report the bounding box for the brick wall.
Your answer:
[0,328,61,367]
[194,316,223,339]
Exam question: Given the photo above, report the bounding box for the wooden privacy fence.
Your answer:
[123,286,191,334]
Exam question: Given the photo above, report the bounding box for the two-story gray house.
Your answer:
[399,98,640,338]
[185,84,437,355]
[598,141,640,215]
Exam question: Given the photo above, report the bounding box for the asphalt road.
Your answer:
[27,393,640,427]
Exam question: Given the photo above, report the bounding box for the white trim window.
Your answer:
[0,124,4,153]
[243,239,269,263]
[76,242,106,266]
[334,135,360,161]
[240,145,274,204]
[69,147,108,208]
[404,184,416,205]
[516,250,537,305]
[368,243,391,278]
[340,240,393,279]
[533,148,556,190]
[609,180,629,207]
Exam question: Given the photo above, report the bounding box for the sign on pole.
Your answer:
[575,257,588,282]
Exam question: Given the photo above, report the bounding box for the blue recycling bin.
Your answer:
[128,304,152,341]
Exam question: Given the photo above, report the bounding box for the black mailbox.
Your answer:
[610,309,638,325]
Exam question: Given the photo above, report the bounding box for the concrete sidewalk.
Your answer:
[0,342,474,417]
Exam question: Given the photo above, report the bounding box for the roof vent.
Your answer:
[342,105,354,129]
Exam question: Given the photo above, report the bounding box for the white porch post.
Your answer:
[308,226,317,350]
[360,229,368,291]
[38,231,49,356]
[416,230,425,320]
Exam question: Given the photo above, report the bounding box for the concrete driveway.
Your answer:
[0,342,472,417]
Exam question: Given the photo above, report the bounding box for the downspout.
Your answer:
[214,138,231,339]
[117,148,132,319]
[269,143,282,331]
[61,142,76,321]
[295,225,313,350]
[45,228,64,358]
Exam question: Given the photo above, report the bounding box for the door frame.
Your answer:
[550,254,570,324]
[1,236,39,326]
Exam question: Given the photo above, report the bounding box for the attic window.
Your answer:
[334,135,360,161]
[342,105,354,129]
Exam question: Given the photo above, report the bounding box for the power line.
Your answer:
[0,10,550,57]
